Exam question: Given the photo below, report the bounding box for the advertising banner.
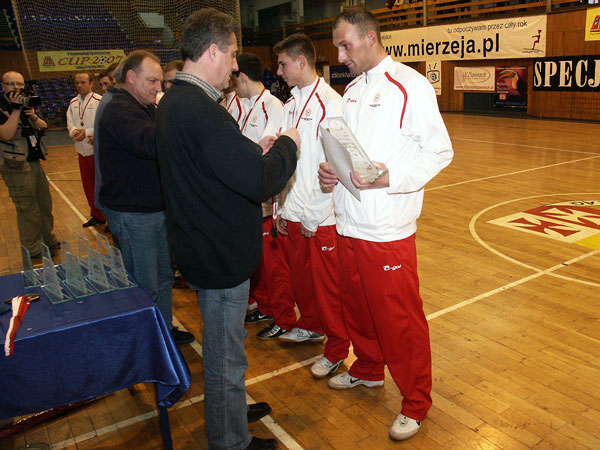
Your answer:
[329,65,358,86]
[426,61,442,95]
[37,49,126,72]
[381,15,546,62]
[533,56,600,91]
[495,66,527,108]
[453,66,495,91]
[585,6,600,41]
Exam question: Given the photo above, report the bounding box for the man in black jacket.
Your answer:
[98,51,194,346]
[156,8,299,450]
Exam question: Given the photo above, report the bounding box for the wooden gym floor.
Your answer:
[0,113,599,449]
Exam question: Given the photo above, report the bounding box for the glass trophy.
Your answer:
[41,243,52,261]
[41,256,72,304]
[62,251,95,298]
[85,249,114,293]
[108,245,136,289]
[78,235,90,273]
[97,234,112,270]
[21,245,41,288]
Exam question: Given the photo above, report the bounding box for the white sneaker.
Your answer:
[389,414,421,440]
[327,372,384,390]
[310,356,344,379]
[279,327,325,343]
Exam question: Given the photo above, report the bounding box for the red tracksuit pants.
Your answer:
[250,218,296,330]
[78,153,105,221]
[284,221,350,362]
[337,233,432,421]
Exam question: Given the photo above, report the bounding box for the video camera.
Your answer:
[18,80,41,108]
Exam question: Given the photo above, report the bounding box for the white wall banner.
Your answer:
[426,61,442,95]
[382,15,546,62]
[454,66,495,91]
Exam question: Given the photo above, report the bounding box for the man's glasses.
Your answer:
[2,81,25,88]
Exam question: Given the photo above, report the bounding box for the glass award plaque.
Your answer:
[97,234,112,269]
[85,249,114,293]
[78,236,90,273]
[21,245,41,288]
[62,252,95,298]
[41,256,72,304]
[322,117,384,181]
[108,245,136,289]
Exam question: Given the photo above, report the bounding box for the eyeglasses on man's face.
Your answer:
[2,81,25,88]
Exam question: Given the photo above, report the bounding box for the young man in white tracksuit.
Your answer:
[230,53,293,335]
[273,34,351,379]
[319,8,453,441]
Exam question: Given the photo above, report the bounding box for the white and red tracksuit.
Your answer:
[66,92,105,221]
[237,89,293,324]
[336,56,453,421]
[225,91,246,129]
[278,76,350,361]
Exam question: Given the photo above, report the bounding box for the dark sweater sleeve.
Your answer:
[101,97,156,160]
[202,120,297,204]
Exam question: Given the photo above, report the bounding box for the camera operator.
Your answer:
[0,70,60,258]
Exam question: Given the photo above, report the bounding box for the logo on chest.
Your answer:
[369,93,382,108]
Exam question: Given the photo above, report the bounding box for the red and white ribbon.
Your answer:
[4,295,32,357]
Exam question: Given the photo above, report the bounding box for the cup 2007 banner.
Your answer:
[37,50,126,72]
[381,15,546,63]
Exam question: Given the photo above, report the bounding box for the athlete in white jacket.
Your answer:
[320,9,453,441]
[231,53,293,336]
[66,72,105,227]
[274,34,351,379]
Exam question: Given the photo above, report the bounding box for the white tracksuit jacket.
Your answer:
[279,77,342,232]
[336,56,453,242]
[241,89,283,143]
[239,88,284,217]
[225,91,246,129]
[66,92,102,156]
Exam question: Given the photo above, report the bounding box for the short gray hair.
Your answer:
[180,8,239,62]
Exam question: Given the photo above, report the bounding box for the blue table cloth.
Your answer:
[0,272,191,420]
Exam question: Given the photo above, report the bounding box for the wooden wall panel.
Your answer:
[241,9,600,121]
[0,50,28,78]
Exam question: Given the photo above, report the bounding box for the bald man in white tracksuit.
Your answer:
[320,9,453,441]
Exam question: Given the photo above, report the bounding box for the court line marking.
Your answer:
[427,192,600,321]
[451,137,600,156]
[47,178,98,238]
[428,155,600,192]
[46,169,80,176]
[50,356,316,450]
[469,192,600,287]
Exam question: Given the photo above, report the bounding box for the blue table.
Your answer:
[0,272,191,448]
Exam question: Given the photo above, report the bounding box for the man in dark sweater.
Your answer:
[98,50,194,346]
[155,9,299,450]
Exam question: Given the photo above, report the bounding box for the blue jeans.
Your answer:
[194,280,251,450]
[104,208,174,327]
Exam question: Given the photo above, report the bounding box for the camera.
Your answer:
[19,80,42,108]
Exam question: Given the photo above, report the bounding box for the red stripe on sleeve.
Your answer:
[384,72,407,129]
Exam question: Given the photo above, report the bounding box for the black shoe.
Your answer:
[48,241,61,250]
[245,436,278,450]
[83,217,106,227]
[245,310,273,323]
[247,402,271,423]
[171,326,195,345]
[257,323,287,340]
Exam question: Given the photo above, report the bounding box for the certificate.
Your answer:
[319,117,387,201]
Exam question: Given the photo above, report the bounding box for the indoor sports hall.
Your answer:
[1,1,599,449]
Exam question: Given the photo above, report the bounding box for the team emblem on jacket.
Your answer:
[252,115,258,124]
[370,93,382,107]
[305,108,311,117]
